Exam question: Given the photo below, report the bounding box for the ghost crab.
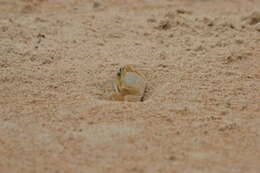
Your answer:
[109,65,146,102]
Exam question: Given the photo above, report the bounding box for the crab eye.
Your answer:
[117,68,122,76]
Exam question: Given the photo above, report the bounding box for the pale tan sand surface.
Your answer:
[0,0,260,172]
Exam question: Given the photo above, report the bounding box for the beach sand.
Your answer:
[0,0,260,172]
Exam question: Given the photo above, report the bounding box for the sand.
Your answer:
[0,0,260,172]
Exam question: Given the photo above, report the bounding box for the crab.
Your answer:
[109,65,146,102]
